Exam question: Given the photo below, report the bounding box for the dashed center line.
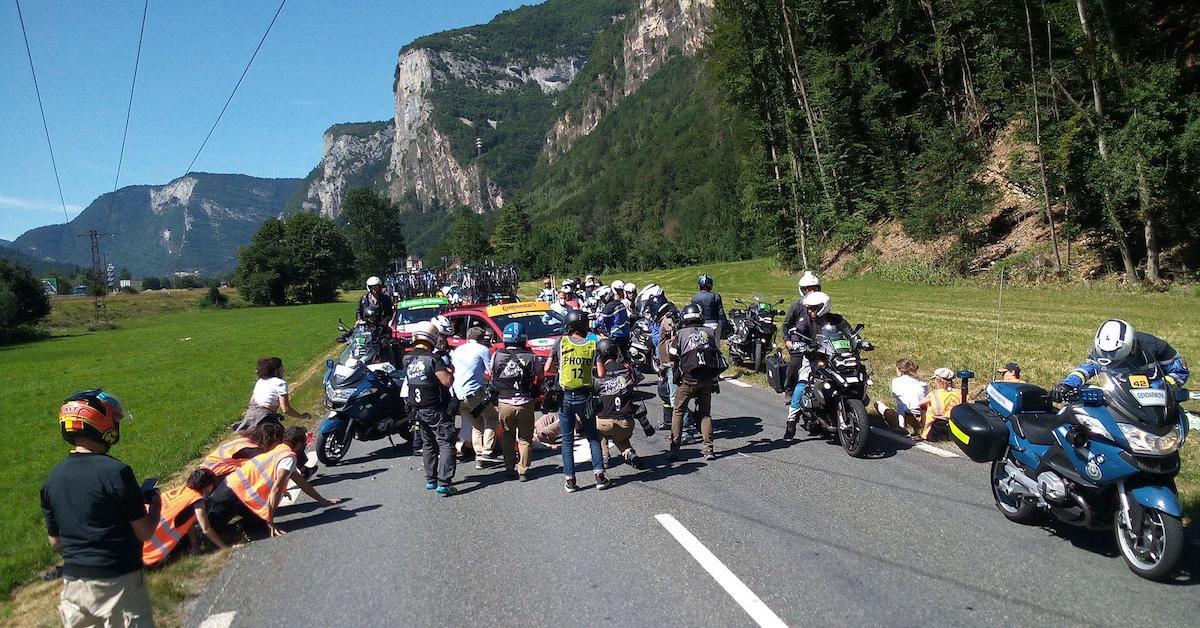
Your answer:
[198,611,236,628]
[656,513,788,628]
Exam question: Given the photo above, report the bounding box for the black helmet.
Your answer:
[362,306,380,323]
[597,338,619,361]
[680,303,703,326]
[564,309,589,334]
[698,274,713,289]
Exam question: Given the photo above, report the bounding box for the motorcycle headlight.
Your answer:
[1118,423,1182,455]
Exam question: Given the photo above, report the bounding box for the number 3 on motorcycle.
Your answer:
[1129,375,1149,388]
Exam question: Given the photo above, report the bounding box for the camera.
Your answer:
[634,404,654,437]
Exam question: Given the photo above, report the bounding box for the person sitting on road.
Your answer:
[404,322,459,495]
[918,368,961,441]
[782,291,857,440]
[690,274,727,341]
[546,310,610,492]
[235,357,311,434]
[890,358,929,437]
[595,339,646,471]
[357,276,394,327]
[143,468,234,567]
[534,412,562,449]
[452,326,501,469]
[1056,319,1189,399]
[996,361,1024,383]
[668,304,722,461]
[596,281,632,359]
[492,322,543,481]
[206,424,338,541]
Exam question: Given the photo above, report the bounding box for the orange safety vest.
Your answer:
[202,436,257,477]
[226,443,296,522]
[927,389,961,419]
[142,486,204,566]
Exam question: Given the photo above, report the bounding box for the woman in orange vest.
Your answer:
[142,469,234,567]
[206,426,339,540]
[201,420,282,477]
[918,367,961,440]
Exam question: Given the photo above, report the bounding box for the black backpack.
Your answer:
[492,348,536,400]
[677,326,726,380]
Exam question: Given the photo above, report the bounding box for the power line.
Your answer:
[102,0,150,235]
[171,0,288,265]
[14,0,73,238]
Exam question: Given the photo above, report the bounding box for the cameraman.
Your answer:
[594,339,651,470]
[452,326,500,468]
[42,390,160,627]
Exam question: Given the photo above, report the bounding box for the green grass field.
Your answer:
[524,259,1200,513]
[0,296,351,598]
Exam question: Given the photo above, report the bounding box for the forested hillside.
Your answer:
[708,0,1200,282]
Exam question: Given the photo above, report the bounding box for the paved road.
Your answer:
[187,380,1200,627]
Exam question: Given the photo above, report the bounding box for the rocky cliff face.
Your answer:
[296,122,394,219]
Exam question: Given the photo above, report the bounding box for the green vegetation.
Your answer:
[234,213,354,305]
[0,297,350,597]
[325,121,390,139]
[340,189,407,280]
[522,258,1200,513]
[0,258,51,342]
[709,0,1200,280]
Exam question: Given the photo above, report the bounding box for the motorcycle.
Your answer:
[727,297,784,372]
[949,367,1190,581]
[793,323,875,457]
[318,321,411,465]
[628,317,655,373]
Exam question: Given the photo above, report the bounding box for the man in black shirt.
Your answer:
[690,274,726,340]
[41,390,159,627]
[403,322,457,495]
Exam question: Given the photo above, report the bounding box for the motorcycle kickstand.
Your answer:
[387,435,397,447]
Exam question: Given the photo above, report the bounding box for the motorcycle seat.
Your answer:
[1011,412,1062,446]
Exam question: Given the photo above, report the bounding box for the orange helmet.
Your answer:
[59,390,127,446]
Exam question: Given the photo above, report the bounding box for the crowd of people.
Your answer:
[38,268,1190,626]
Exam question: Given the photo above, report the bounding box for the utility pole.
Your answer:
[85,229,107,322]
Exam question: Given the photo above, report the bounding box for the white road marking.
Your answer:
[655,514,788,628]
[726,378,753,388]
[198,611,236,628]
[871,428,959,458]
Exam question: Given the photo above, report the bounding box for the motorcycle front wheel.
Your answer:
[1115,506,1184,581]
[752,343,764,373]
[316,424,353,465]
[839,399,871,457]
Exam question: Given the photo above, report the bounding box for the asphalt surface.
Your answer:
[187,380,1200,627]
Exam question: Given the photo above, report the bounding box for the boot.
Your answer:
[783,408,800,441]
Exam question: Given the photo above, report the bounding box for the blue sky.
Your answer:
[0,0,533,241]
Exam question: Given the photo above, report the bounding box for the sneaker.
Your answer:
[595,474,611,490]
[518,473,529,482]
[435,485,457,496]
[424,481,437,490]
[475,461,484,470]
[629,455,642,469]
[564,478,579,493]
[681,433,701,446]
[657,422,671,431]
[783,420,797,441]
[704,451,717,461]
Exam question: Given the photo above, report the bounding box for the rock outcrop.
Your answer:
[297,122,394,219]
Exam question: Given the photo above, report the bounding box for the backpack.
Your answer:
[677,326,726,380]
[493,349,536,400]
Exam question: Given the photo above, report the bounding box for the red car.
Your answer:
[442,301,565,372]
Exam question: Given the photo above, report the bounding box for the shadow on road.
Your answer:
[339,444,409,466]
[281,504,382,532]
[1040,520,1200,586]
[311,467,388,486]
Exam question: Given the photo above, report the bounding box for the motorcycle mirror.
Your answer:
[735,298,745,304]
[853,323,865,334]
[326,359,334,369]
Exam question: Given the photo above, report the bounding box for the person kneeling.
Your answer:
[143,468,233,567]
[595,339,650,471]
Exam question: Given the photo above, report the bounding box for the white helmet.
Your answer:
[595,286,612,301]
[430,315,453,337]
[412,321,440,346]
[611,279,625,292]
[802,291,831,318]
[624,282,636,295]
[1094,319,1135,364]
[640,283,663,300]
[366,276,382,288]
[561,284,574,294]
[798,271,820,292]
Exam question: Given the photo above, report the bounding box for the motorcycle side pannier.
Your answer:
[765,352,788,393]
[948,402,1008,463]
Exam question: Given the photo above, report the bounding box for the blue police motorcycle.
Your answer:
[950,366,1189,581]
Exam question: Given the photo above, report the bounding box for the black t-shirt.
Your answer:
[41,453,146,578]
[596,359,639,419]
[403,349,449,408]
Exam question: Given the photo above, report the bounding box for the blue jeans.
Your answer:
[790,381,807,410]
[560,390,604,479]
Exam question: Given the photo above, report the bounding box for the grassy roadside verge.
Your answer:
[522,258,1200,517]
[0,295,354,625]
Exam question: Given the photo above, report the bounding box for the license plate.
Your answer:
[1129,375,1149,388]
[844,376,860,384]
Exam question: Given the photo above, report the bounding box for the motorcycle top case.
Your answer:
[948,402,1009,463]
[985,382,1054,415]
[765,353,788,394]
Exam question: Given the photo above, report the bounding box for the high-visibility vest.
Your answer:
[202,436,257,477]
[927,389,961,419]
[142,486,204,566]
[226,443,296,522]
[558,336,596,390]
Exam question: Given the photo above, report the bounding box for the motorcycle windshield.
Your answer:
[1093,364,1176,428]
[814,324,853,356]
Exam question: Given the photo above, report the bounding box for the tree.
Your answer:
[489,201,531,262]
[118,267,132,281]
[142,276,161,291]
[341,188,406,278]
[0,258,51,335]
[234,218,289,305]
[444,206,491,263]
[234,214,354,305]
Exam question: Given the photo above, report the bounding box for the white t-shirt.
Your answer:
[252,377,289,409]
[891,374,929,416]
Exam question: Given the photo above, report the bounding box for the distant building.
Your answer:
[405,255,423,272]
